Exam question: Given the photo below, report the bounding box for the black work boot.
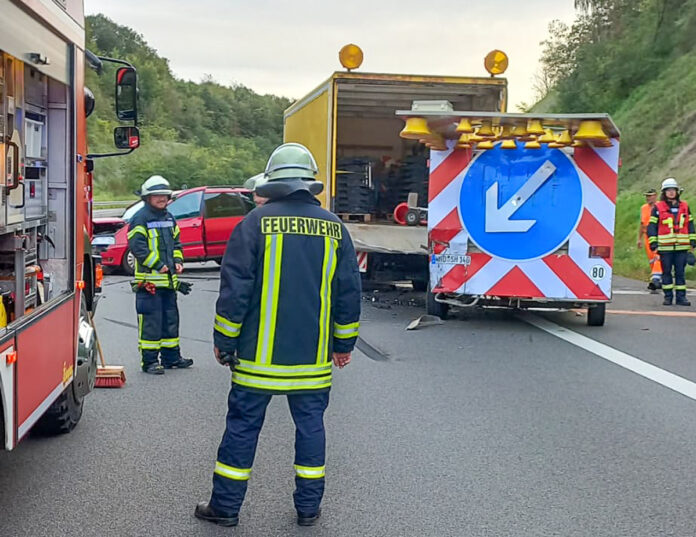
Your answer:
[142,363,164,375]
[663,295,673,306]
[297,508,322,527]
[163,357,194,369]
[194,502,239,527]
[676,297,691,306]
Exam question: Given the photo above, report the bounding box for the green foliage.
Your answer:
[535,1,696,280]
[85,15,291,198]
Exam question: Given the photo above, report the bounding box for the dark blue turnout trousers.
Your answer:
[210,387,330,516]
[135,288,181,368]
[660,250,687,300]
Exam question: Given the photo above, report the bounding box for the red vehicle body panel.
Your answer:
[100,187,251,268]
[16,300,76,441]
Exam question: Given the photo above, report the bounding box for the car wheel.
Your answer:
[122,249,135,276]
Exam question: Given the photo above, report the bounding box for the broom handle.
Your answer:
[89,313,106,368]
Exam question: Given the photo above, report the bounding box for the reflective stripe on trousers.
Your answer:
[210,387,330,517]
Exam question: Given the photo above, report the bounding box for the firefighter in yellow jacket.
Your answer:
[195,144,361,528]
[128,176,193,373]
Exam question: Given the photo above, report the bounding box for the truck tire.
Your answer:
[426,283,449,320]
[32,382,84,436]
[587,303,606,326]
[122,249,135,275]
[411,279,428,292]
[33,292,91,436]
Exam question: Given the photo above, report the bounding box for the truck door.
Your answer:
[203,191,254,258]
[168,190,204,260]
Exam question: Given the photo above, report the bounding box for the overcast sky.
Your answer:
[85,0,577,109]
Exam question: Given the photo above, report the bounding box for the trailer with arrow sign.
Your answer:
[396,105,620,326]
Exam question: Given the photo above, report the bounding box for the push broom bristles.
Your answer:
[96,365,126,388]
[90,313,126,388]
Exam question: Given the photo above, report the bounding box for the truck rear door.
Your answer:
[203,191,254,259]
[283,78,332,209]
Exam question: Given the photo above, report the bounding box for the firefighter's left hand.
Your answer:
[333,352,351,368]
[214,346,224,365]
[175,263,184,274]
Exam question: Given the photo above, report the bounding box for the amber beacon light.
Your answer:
[484,49,509,76]
[339,44,364,71]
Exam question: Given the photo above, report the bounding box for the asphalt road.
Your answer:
[1,267,696,536]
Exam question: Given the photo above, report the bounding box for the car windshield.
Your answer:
[121,201,144,222]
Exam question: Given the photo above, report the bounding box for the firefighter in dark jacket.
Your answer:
[195,144,361,528]
[647,177,696,306]
[128,176,194,374]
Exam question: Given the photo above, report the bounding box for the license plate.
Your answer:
[431,254,471,265]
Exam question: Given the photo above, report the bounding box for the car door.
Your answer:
[168,190,205,259]
[203,191,254,258]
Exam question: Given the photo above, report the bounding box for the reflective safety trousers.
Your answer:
[214,191,362,394]
[648,201,696,251]
[127,204,184,289]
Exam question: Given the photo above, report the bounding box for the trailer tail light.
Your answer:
[6,351,17,365]
[589,246,611,258]
[76,280,86,291]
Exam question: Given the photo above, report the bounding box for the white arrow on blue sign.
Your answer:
[459,142,583,261]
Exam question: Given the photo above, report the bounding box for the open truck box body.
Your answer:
[283,73,507,258]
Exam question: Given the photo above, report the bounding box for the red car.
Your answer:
[100,186,254,274]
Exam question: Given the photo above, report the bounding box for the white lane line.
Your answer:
[519,312,696,401]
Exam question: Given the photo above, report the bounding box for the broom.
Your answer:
[90,313,126,388]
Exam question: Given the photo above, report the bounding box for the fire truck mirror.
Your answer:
[115,67,138,122]
[114,126,140,150]
[84,87,96,118]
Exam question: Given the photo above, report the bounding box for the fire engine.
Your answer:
[0,0,139,450]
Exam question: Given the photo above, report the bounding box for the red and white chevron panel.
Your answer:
[356,251,368,273]
[428,140,619,301]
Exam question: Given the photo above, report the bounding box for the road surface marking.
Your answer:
[572,308,696,318]
[612,289,695,295]
[519,312,696,401]
[607,309,696,318]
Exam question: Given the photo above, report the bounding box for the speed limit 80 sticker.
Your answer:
[589,265,607,281]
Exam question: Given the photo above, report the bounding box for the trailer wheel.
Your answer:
[405,209,420,226]
[426,283,449,320]
[587,303,606,326]
[122,249,135,275]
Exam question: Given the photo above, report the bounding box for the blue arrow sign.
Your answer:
[459,142,583,261]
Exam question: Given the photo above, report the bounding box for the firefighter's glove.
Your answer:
[177,281,193,295]
[130,281,157,295]
[649,243,658,252]
[687,251,696,267]
[218,351,240,371]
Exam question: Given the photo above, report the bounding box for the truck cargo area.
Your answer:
[333,76,504,222]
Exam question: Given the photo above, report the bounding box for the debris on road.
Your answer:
[406,315,444,331]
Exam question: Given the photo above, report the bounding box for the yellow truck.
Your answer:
[283,47,508,287]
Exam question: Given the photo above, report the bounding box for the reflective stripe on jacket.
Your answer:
[128,203,183,288]
[647,201,696,251]
[214,190,362,394]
